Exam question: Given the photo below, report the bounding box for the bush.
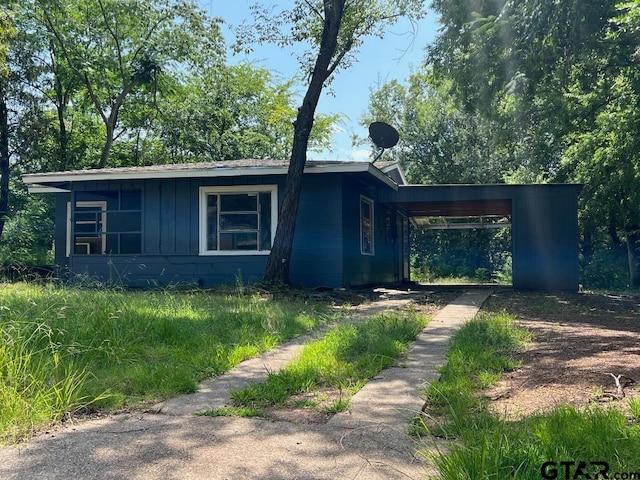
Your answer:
[0,195,54,266]
[581,246,628,290]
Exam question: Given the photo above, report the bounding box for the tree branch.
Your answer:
[97,0,125,80]
[39,3,108,126]
[304,0,324,21]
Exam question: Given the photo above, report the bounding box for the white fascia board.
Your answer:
[306,163,398,189]
[22,162,398,190]
[26,184,70,194]
[379,162,408,185]
[22,166,289,184]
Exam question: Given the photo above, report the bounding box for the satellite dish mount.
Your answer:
[369,121,399,163]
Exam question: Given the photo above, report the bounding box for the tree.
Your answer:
[155,64,337,164]
[562,3,640,287]
[35,0,224,168]
[364,73,506,184]
[239,0,426,285]
[0,4,15,238]
[422,0,640,287]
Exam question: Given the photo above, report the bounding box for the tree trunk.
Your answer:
[56,102,68,171]
[263,0,345,285]
[0,89,9,239]
[53,74,69,171]
[626,226,640,289]
[99,126,114,168]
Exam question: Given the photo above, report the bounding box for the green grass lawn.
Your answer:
[0,282,334,444]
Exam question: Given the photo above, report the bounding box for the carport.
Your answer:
[380,183,582,291]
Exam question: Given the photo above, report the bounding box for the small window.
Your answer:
[360,196,374,255]
[68,190,142,256]
[199,185,277,255]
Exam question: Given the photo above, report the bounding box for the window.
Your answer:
[199,185,277,255]
[67,190,142,255]
[360,195,375,255]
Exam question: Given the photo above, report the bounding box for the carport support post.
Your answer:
[511,186,581,291]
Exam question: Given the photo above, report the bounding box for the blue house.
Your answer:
[23,159,582,290]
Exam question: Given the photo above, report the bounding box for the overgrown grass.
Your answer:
[225,310,430,412]
[419,312,640,479]
[419,311,532,437]
[0,282,332,444]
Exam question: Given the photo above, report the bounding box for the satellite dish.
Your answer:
[368,122,399,162]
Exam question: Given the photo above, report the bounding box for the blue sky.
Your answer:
[201,1,440,160]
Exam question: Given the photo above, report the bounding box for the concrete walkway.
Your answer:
[0,289,492,480]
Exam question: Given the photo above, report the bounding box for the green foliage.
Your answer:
[156,64,336,163]
[410,228,511,284]
[196,406,263,418]
[581,245,629,290]
[0,186,53,265]
[363,74,508,184]
[629,397,640,421]
[321,396,350,414]
[421,312,531,436]
[0,6,15,79]
[236,1,427,79]
[0,283,333,443]
[430,405,640,480]
[33,0,225,167]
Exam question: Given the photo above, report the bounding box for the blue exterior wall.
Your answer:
[289,174,345,287]
[381,184,582,291]
[341,176,398,286]
[57,172,400,288]
[54,193,70,268]
[511,186,580,291]
[65,175,286,287]
[52,175,580,290]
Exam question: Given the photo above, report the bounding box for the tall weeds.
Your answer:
[0,318,92,443]
[0,282,332,443]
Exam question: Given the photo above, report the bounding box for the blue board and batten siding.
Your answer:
[341,176,398,286]
[62,176,287,287]
[53,170,581,291]
[56,172,393,288]
[381,183,582,291]
[289,174,345,287]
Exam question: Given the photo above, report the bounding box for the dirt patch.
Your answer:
[265,389,346,424]
[483,290,640,419]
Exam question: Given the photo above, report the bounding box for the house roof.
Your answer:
[23,159,404,193]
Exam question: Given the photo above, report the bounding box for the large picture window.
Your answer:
[199,185,277,255]
[360,195,375,255]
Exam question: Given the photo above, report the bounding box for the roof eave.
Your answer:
[22,162,399,191]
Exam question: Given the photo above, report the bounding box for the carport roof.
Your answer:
[380,183,582,226]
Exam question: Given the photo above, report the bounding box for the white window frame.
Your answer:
[67,200,107,256]
[360,195,375,256]
[199,185,278,256]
